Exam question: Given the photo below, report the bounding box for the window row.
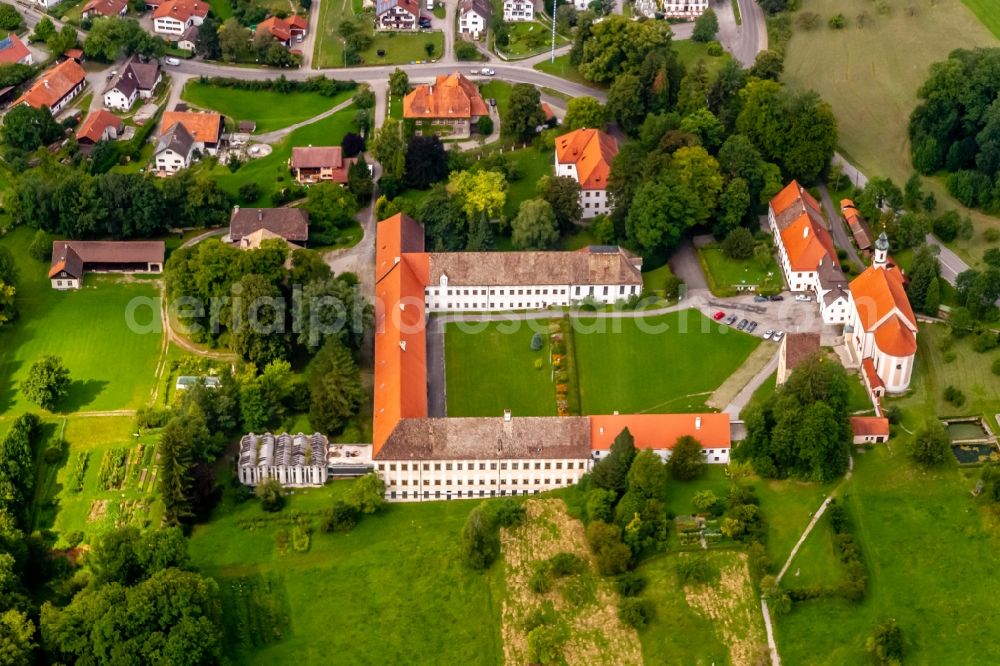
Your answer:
[378,460,586,472]
[390,477,569,487]
[390,489,541,500]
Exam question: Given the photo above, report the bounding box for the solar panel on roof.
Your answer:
[0,37,11,51]
[587,245,619,253]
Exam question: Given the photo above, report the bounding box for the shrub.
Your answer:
[43,440,65,465]
[462,503,499,569]
[675,554,714,585]
[943,385,966,406]
[341,132,365,158]
[796,11,820,30]
[985,228,1000,243]
[455,40,479,60]
[491,498,525,527]
[909,419,950,467]
[29,230,51,262]
[586,521,632,575]
[549,552,586,577]
[867,620,904,665]
[64,530,84,549]
[692,489,721,514]
[706,41,723,57]
[528,562,553,593]
[722,227,755,259]
[477,116,493,136]
[530,332,543,351]
[320,500,359,532]
[828,13,846,28]
[527,624,564,665]
[256,478,285,512]
[617,597,655,629]
[992,357,1000,376]
[238,182,260,203]
[616,572,647,597]
[972,330,999,353]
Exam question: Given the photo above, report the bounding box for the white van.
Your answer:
[426,0,433,9]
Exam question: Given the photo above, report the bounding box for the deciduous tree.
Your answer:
[563,96,606,131]
[511,198,559,250]
[22,355,70,411]
[503,83,545,142]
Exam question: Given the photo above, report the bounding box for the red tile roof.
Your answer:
[48,240,165,278]
[15,59,86,110]
[555,128,618,190]
[82,0,127,16]
[160,110,222,144]
[403,72,489,120]
[0,33,30,65]
[76,110,123,143]
[590,413,730,451]
[873,313,917,357]
[850,263,916,331]
[289,146,356,183]
[861,357,884,391]
[153,0,208,21]
[850,416,889,438]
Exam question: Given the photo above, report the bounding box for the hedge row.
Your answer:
[196,75,357,97]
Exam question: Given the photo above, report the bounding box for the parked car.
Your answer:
[488,98,497,107]
[481,68,495,76]
[773,330,784,341]
[763,329,774,340]
[753,295,768,302]
[713,310,725,321]
[747,321,758,333]
[769,294,784,301]
[737,318,749,331]
[795,294,812,302]
[164,57,181,66]
[725,314,738,325]
[418,17,432,28]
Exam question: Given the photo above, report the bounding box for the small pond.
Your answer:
[951,443,998,464]
[947,422,989,441]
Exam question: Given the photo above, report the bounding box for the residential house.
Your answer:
[48,241,164,289]
[175,376,221,391]
[177,24,199,52]
[661,0,708,17]
[375,0,420,30]
[849,416,890,444]
[458,0,489,38]
[159,110,224,153]
[153,122,196,174]
[840,199,872,252]
[502,0,533,21]
[289,146,356,184]
[14,59,87,114]
[554,128,618,218]
[229,206,309,247]
[402,72,489,137]
[371,213,731,502]
[768,180,850,323]
[28,0,61,10]
[0,34,32,66]
[256,15,308,46]
[238,433,330,487]
[845,232,918,395]
[81,0,127,19]
[152,0,209,36]
[76,110,124,150]
[776,332,820,385]
[103,56,161,111]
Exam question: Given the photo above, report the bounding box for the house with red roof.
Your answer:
[554,128,618,218]
[845,231,917,395]
[402,72,489,138]
[768,180,850,323]
[256,15,308,46]
[0,34,32,66]
[376,0,420,30]
[289,146,357,184]
[152,0,208,35]
[81,0,127,20]
[849,416,890,444]
[14,59,87,114]
[76,110,124,149]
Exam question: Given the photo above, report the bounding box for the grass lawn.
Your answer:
[478,80,512,117]
[500,21,567,58]
[502,147,554,218]
[573,308,761,414]
[197,103,359,206]
[697,245,783,296]
[208,0,233,19]
[783,0,1000,259]
[775,445,1000,663]
[672,38,733,79]
[781,510,845,591]
[360,31,444,66]
[444,319,556,417]
[0,228,163,415]
[962,0,1000,39]
[532,54,594,87]
[188,482,503,664]
[314,0,445,69]
[887,321,1000,429]
[387,92,402,119]
[181,81,355,134]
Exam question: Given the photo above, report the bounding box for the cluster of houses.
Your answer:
[767,181,918,401]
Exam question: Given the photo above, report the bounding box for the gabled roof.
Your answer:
[258,16,292,41]
[840,198,872,250]
[555,128,618,190]
[15,59,86,109]
[48,240,165,278]
[779,214,838,272]
[862,357,884,391]
[153,0,209,21]
[403,72,489,120]
[376,0,420,16]
[459,0,491,17]
[426,247,642,287]
[375,213,426,282]
[48,244,83,279]
[229,207,309,242]
[0,33,30,65]
[160,110,222,144]
[850,416,889,439]
[589,413,731,451]
[850,263,917,332]
[77,109,123,143]
[781,332,820,373]
[82,0,127,15]
[290,146,343,169]
[155,121,195,157]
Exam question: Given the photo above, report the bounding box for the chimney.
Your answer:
[399,340,407,351]
[234,205,240,213]
[695,416,702,430]
[802,226,809,238]
[599,426,604,435]
[503,409,511,422]
[257,209,263,221]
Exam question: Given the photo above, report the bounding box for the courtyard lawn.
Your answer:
[313,0,445,68]
[775,445,1000,664]
[0,228,163,415]
[198,103,359,206]
[572,308,761,414]
[180,81,356,134]
[478,80,512,117]
[359,31,444,66]
[697,245,783,296]
[445,320,557,417]
[782,0,999,259]
[887,322,1000,429]
[532,54,593,87]
[502,146,554,218]
[672,38,733,79]
[500,21,567,58]
[188,482,503,664]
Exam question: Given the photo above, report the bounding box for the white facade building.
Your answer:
[238,433,330,487]
[152,0,208,36]
[661,0,708,18]
[503,0,533,21]
[555,128,618,219]
[458,0,490,37]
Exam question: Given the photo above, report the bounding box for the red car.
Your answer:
[713,311,725,320]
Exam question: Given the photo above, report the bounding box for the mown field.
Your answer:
[313,0,443,68]
[775,445,1000,663]
[181,82,356,134]
[0,228,163,415]
[782,0,1000,259]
